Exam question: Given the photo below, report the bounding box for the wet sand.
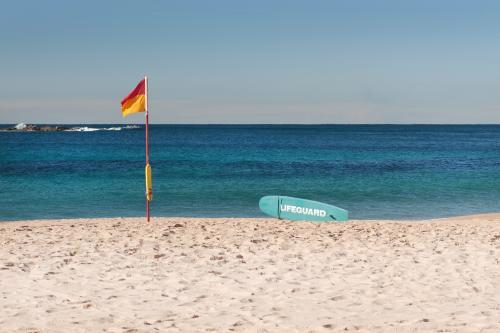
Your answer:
[1,215,499,332]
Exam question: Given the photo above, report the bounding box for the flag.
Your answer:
[121,79,146,117]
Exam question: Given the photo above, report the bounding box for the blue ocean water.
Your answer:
[1,125,499,221]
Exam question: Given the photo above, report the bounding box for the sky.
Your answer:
[0,0,499,124]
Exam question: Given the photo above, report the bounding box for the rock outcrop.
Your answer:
[1,123,70,132]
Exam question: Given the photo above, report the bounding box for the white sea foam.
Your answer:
[66,125,141,132]
[66,127,101,132]
[15,123,27,130]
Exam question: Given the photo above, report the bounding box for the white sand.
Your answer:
[1,215,499,332]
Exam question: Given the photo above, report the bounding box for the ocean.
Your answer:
[1,125,499,221]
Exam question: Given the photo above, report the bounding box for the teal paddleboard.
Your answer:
[259,196,348,222]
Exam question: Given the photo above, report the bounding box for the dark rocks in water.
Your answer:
[1,123,70,132]
[39,125,70,132]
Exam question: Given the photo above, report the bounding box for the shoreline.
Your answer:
[1,215,499,332]
[2,212,500,224]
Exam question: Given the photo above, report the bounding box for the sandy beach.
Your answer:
[1,215,499,333]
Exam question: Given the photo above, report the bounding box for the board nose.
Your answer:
[259,196,280,218]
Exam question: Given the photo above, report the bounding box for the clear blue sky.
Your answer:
[1,0,499,123]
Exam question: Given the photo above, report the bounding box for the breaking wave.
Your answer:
[66,125,141,132]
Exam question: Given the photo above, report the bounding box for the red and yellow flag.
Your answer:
[121,79,146,117]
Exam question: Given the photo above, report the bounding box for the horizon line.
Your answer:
[1,123,500,126]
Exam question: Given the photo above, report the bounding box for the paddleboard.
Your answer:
[259,195,348,222]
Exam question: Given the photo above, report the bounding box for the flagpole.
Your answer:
[145,76,150,222]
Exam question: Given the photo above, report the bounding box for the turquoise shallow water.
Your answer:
[1,124,499,221]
